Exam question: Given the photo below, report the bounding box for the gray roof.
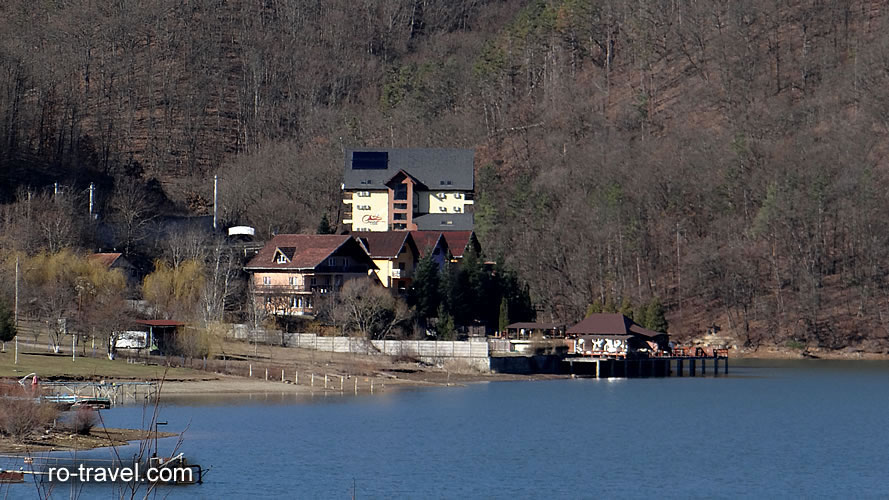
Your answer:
[414,213,474,231]
[343,148,474,191]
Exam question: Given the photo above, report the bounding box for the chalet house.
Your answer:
[410,231,450,269]
[441,231,480,261]
[355,232,419,293]
[342,148,475,232]
[567,313,669,358]
[89,252,138,288]
[244,235,378,317]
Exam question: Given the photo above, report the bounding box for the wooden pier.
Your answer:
[564,356,729,378]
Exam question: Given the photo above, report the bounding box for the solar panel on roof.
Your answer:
[352,151,388,169]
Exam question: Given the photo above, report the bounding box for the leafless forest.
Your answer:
[2,0,889,350]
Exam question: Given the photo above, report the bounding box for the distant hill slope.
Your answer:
[2,0,889,351]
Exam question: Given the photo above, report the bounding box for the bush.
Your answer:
[0,397,59,441]
[67,408,98,435]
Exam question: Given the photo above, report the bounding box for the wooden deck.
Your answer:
[564,356,728,378]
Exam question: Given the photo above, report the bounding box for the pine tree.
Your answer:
[498,297,509,333]
[619,297,634,321]
[646,298,669,332]
[0,300,15,349]
[586,300,603,317]
[408,254,440,324]
[436,304,456,340]
[317,214,334,234]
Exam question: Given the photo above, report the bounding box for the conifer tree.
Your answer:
[498,297,509,333]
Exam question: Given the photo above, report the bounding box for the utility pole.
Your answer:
[88,182,95,219]
[213,175,218,231]
[676,223,682,322]
[14,255,19,365]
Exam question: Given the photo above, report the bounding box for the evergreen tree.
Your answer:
[602,297,617,313]
[498,297,509,333]
[586,300,603,317]
[634,304,649,328]
[619,297,634,321]
[317,214,334,234]
[408,254,440,325]
[646,298,669,332]
[436,304,456,340]
[0,300,15,349]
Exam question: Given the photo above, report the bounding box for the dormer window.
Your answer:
[276,254,288,263]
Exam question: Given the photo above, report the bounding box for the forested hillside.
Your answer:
[2,0,889,352]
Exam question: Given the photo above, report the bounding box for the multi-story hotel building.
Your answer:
[342,148,475,232]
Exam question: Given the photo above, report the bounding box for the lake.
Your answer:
[4,359,889,498]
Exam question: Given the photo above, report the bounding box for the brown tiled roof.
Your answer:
[568,313,667,337]
[507,322,563,330]
[410,231,447,257]
[245,234,375,270]
[89,252,122,268]
[355,232,411,258]
[441,231,474,258]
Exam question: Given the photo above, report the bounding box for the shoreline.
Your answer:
[0,428,178,454]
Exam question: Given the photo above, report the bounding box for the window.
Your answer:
[393,213,406,220]
[398,262,406,270]
[276,253,288,263]
[310,277,317,286]
[263,276,271,285]
[357,191,371,197]
[394,202,407,210]
[454,207,462,213]
[454,193,462,199]
[394,184,408,200]
[265,297,272,304]
[357,204,371,210]
[289,276,298,286]
[439,206,448,212]
[334,275,343,287]
[291,296,299,308]
[392,223,407,230]
[446,180,452,185]
[328,257,337,267]
[438,192,447,198]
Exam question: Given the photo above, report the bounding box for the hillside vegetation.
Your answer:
[2,0,889,351]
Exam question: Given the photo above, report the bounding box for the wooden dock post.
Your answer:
[249,364,253,377]
[714,358,719,376]
[689,359,696,377]
[340,375,344,391]
[370,379,374,393]
[265,368,268,381]
[354,378,358,394]
[311,373,314,387]
[595,360,600,378]
[295,371,299,385]
[701,358,706,375]
[725,357,729,375]
[324,374,328,389]
[677,359,683,376]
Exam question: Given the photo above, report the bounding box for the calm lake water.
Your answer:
[5,359,889,498]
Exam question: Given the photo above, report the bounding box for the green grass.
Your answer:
[0,349,207,380]
[785,339,806,350]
